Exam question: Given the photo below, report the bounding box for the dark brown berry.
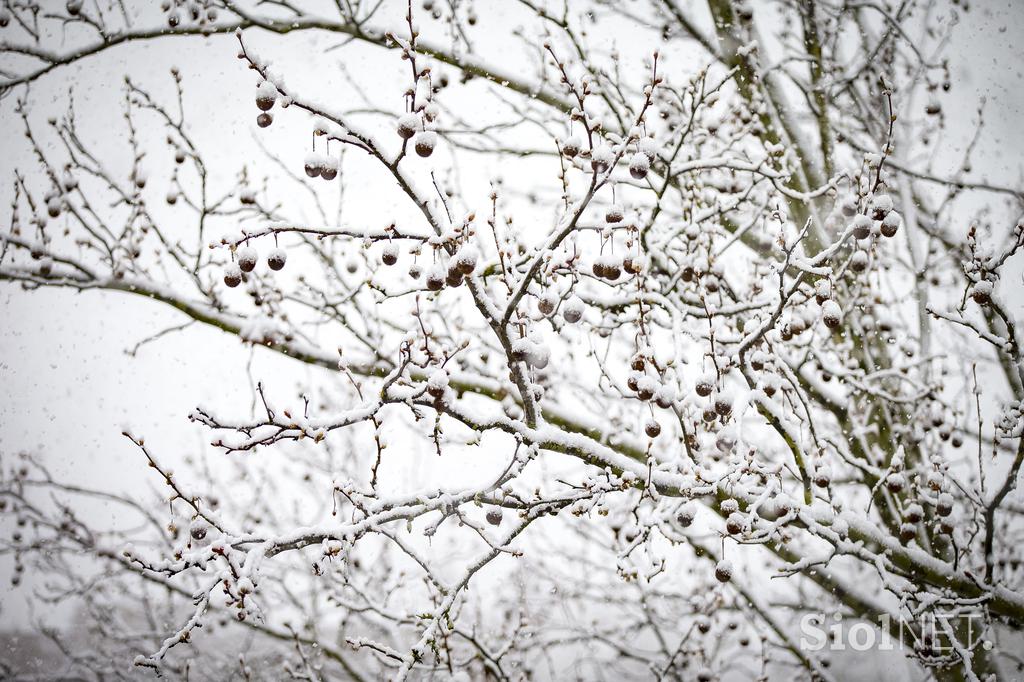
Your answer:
[223,265,242,288]
[267,248,287,271]
[414,131,437,158]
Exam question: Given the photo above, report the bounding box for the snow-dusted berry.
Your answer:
[590,145,613,173]
[851,214,872,240]
[676,502,696,527]
[267,248,287,271]
[562,295,584,323]
[255,80,277,111]
[397,113,420,140]
[454,244,478,275]
[237,247,257,273]
[381,242,399,266]
[629,152,650,180]
[644,419,661,438]
[605,204,624,224]
[695,374,714,397]
[561,135,581,158]
[257,112,273,128]
[714,560,733,583]
[813,465,831,488]
[538,290,557,316]
[304,152,323,178]
[971,280,992,306]
[654,384,676,409]
[594,254,621,281]
[936,492,953,517]
[713,392,732,417]
[426,264,445,291]
[821,299,842,329]
[485,508,503,526]
[623,254,646,275]
[880,210,901,238]
[635,376,656,401]
[414,130,437,158]
[885,472,905,493]
[189,520,211,545]
[223,263,242,287]
[66,0,83,15]
[445,264,464,288]
[320,156,338,181]
[426,369,448,399]
[850,250,869,273]
[814,279,831,304]
[869,194,893,220]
